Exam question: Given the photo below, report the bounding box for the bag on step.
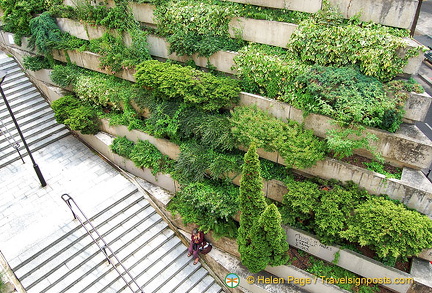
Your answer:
[199,242,212,255]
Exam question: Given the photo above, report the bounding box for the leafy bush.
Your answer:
[230,106,327,168]
[340,197,432,258]
[51,95,99,134]
[288,5,418,82]
[363,161,402,179]
[280,178,371,244]
[23,55,51,71]
[168,179,239,238]
[175,141,242,183]
[0,0,61,45]
[110,136,135,159]
[135,60,240,111]
[292,65,406,131]
[154,0,243,56]
[129,140,174,175]
[88,32,151,74]
[50,64,85,87]
[234,44,308,98]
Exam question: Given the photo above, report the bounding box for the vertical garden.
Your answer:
[1,0,431,291]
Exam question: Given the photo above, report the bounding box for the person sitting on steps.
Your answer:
[187,228,207,265]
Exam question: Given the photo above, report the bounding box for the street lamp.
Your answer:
[0,70,47,187]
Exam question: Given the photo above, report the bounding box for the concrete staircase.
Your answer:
[9,188,224,293]
[0,55,70,168]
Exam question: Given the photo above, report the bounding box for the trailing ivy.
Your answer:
[135,60,240,111]
[230,106,327,169]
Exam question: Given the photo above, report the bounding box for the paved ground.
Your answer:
[0,134,130,263]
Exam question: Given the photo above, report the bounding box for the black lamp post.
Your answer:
[0,70,47,187]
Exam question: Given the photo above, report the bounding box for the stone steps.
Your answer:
[0,56,70,168]
[11,189,223,293]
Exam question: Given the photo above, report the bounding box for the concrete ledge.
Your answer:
[6,44,432,217]
[225,0,321,13]
[239,92,432,170]
[228,17,298,48]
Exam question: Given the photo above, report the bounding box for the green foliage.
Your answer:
[280,178,370,244]
[28,11,64,63]
[244,204,289,273]
[174,141,242,183]
[363,161,402,179]
[234,45,413,134]
[50,95,80,124]
[230,106,327,168]
[234,44,308,98]
[135,60,240,111]
[168,179,239,238]
[110,136,135,159]
[144,100,236,150]
[51,95,99,134]
[50,63,86,87]
[0,0,61,45]
[237,143,267,240]
[340,197,432,258]
[74,72,143,111]
[23,55,51,71]
[326,126,379,160]
[306,257,379,292]
[238,145,289,272]
[288,5,418,81]
[51,0,134,31]
[154,0,243,57]
[129,140,174,175]
[89,32,150,74]
[292,65,406,132]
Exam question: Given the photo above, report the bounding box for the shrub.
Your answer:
[51,95,99,135]
[175,141,242,183]
[135,60,240,111]
[23,55,51,71]
[230,106,327,168]
[168,179,239,238]
[154,0,243,56]
[340,197,432,258]
[245,204,289,273]
[129,140,174,175]
[288,5,417,82]
[110,136,135,159]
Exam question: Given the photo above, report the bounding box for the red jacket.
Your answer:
[191,231,207,250]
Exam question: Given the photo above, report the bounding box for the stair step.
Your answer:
[12,189,140,272]
[64,220,169,293]
[2,80,34,96]
[0,128,70,168]
[174,267,209,293]
[0,91,44,118]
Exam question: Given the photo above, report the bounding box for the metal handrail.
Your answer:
[61,194,144,293]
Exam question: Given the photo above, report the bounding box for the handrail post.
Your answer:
[61,194,77,220]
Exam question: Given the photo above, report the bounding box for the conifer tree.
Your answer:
[237,143,268,263]
[244,204,289,273]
